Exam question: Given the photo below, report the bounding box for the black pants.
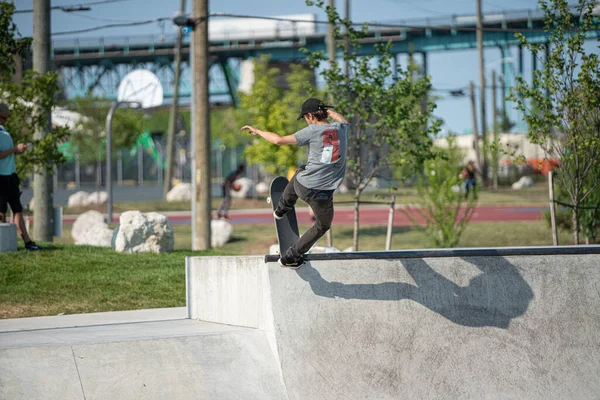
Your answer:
[217,185,231,217]
[0,173,23,217]
[276,172,334,264]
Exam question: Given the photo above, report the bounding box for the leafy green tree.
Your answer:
[305,0,440,250]
[511,0,600,244]
[68,96,144,192]
[407,136,477,248]
[0,2,69,177]
[240,55,318,175]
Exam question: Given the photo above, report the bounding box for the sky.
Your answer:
[11,0,600,134]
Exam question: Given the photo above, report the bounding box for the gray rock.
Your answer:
[72,210,106,243]
[166,183,192,202]
[114,211,174,254]
[212,219,233,248]
[67,191,90,207]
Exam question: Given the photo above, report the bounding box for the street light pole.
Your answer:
[105,101,140,225]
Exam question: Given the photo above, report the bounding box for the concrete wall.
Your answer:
[187,251,600,400]
[0,223,17,252]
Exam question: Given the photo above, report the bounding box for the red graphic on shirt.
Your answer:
[323,129,340,162]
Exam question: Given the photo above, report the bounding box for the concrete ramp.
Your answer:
[187,247,600,399]
[0,309,287,400]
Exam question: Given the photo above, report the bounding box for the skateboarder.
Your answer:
[241,98,348,268]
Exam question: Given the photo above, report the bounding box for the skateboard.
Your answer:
[267,176,300,258]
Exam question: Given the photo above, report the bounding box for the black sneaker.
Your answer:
[273,209,286,220]
[278,257,304,270]
[25,241,42,251]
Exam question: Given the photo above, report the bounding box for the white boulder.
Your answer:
[336,184,349,194]
[230,177,254,199]
[512,176,534,190]
[166,183,192,202]
[255,182,269,195]
[87,191,108,205]
[76,223,114,247]
[268,244,341,256]
[72,210,106,243]
[308,245,341,254]
[211,219,233,248]
[114,211,174,254]
[68,191,90,207]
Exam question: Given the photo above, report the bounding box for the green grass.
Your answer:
[0,245,228,319]
[2,217,572,319]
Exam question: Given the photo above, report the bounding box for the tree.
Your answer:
[240,55,319,176]
[69,96,144,193]
[305,0,440,250]
[0,2,69,178]
[511,0,600,244]
[407,135,477,248]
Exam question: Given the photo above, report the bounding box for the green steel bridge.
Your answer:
[51,6,599,106]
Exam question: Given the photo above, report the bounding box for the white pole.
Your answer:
[385,196,395,250]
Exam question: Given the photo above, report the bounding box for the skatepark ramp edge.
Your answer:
[187,245,600,400]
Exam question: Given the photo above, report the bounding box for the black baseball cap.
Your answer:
[297,98,334,120]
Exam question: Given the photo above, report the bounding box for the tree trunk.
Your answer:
[572,206,580,245]
[353,189,360,251]
[96,157,101,203]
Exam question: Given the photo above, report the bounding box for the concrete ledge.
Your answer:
[187,251,600,400]
[0,223,17,252]
[264,244,600,262]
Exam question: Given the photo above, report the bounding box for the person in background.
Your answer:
[462,160,479,200]
[216,164,245,220]
[0,103,41,250]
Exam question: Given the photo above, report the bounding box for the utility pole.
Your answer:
[164,0,187,200]
[476,0,488,184]
[33,0,54,242]
[469,81,481,171]
[491,69,498,190]
[327,0,336,68]
[193,0,211,250]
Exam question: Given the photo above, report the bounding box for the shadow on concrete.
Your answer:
[296,257,534,328]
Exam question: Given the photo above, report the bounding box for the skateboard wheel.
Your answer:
[267,197,271,204]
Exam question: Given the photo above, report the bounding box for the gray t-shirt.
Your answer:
[293,122,348,190]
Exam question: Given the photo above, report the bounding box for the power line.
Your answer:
[52,17,171,36]
[50,7,586,37]
[15,0,131,14]
[62,12,139,23]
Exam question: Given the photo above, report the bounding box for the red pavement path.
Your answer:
[62,205,547,225]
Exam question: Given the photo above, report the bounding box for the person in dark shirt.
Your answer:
[462,160,479,200]
[216,164,245,220]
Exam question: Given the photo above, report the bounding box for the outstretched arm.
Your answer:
[241,126,297,145]
[327,109,348,123]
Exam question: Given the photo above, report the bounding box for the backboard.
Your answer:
[117,69,164,109]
